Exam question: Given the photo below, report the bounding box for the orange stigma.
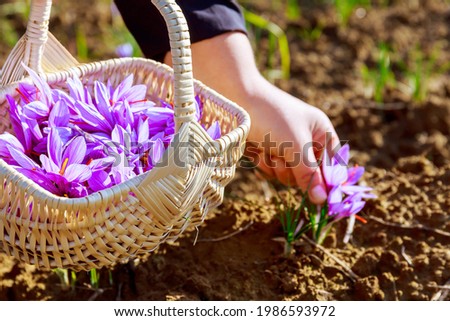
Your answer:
[355,215,367,224]
[59,158,69,175]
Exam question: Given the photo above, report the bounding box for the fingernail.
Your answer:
[310,185,327,204]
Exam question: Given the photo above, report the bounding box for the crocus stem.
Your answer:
[284,241,294,257]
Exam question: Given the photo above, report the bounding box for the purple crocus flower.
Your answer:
[327,187,366,220]
[38,129,92,197]
[322,144,376,198]
[116,43,134,58]
[206,121,221,140]
[6,95,33,153]
[322,144,376,220]
[0,132,26,165]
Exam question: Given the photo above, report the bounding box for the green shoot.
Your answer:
[277,189,334,255]
[361,43,396,103]
[286,0,301,20]
[75,26,89,61]
[108,270,114,286]
[242,8,291,82]
[403,46,439,103]
[298,23,324,42]
[277,190,311,256]
[333,0,370,27]
[308,202,331,245]
[70,270,77,291]
[89,268,100,289]
[53,268,70,291]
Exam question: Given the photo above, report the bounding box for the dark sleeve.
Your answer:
[114,0,247,62]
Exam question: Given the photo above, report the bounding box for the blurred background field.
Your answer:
[0,0,449,301]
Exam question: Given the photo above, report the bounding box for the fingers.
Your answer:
[287,141,327,204]
[245,148,296,186]
[272,156,296,186]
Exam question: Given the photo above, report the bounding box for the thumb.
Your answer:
[306,167,327,204]
[291,144,327,205]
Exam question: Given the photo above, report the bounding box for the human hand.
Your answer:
[245,94,340,205]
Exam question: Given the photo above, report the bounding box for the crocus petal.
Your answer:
[26,118,43,142]
[52,88,75,107]
[66,76,86,102]
[195,95,203,121]
[40,154,60,173]
[345,166,365,186]
[323,163,348,187]
[63,136,87,166]
[7,146,39,170]
[329,202,345,215]
[129,100,155,113]
[206,121,221,140]
[0,132,25,156]
[341,185,373,195]
[88,170,112,192]
[94,80,114,125]
[67,183,89,198]
[75,100,112,133]
[150,138,165,165]
[112,74,134,102]
[6,95,31,151]
[111,125,130,152]
[48,100,70,127]
[137,118,149,144]
[88,156,116,171]
[328,185,343,204]
[22,101,49,119]
[14,167,59,194]
[64,164,92,182]
[348,200,366,216]
[122,84,147,102]
[334,144,350,166]
[48,128,63,167]
[22,64,53,105]
[16,82,37,104]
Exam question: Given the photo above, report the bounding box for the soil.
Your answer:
[0,0,449,300]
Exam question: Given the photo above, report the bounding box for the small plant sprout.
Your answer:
[53,268,70,291]
[286,0,301,20]
[402,45,439,103]
[361,43,396,103]
[299,23,324,42]
[70,270,77,291]
[90,268,100,289]
[334,0,370,27]
[277,189,312,256]
[242,8,291,82]
[75,26,89,61]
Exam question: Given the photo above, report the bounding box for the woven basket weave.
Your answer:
[0,0,250,271]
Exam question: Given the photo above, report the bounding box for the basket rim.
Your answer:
[0,57,251,206]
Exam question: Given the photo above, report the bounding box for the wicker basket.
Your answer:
[0,0,250,271]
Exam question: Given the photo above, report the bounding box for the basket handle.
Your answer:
[151,0,197,130]
[25,0,52,74]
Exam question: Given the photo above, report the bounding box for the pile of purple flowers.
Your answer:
[0,66,220,198]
